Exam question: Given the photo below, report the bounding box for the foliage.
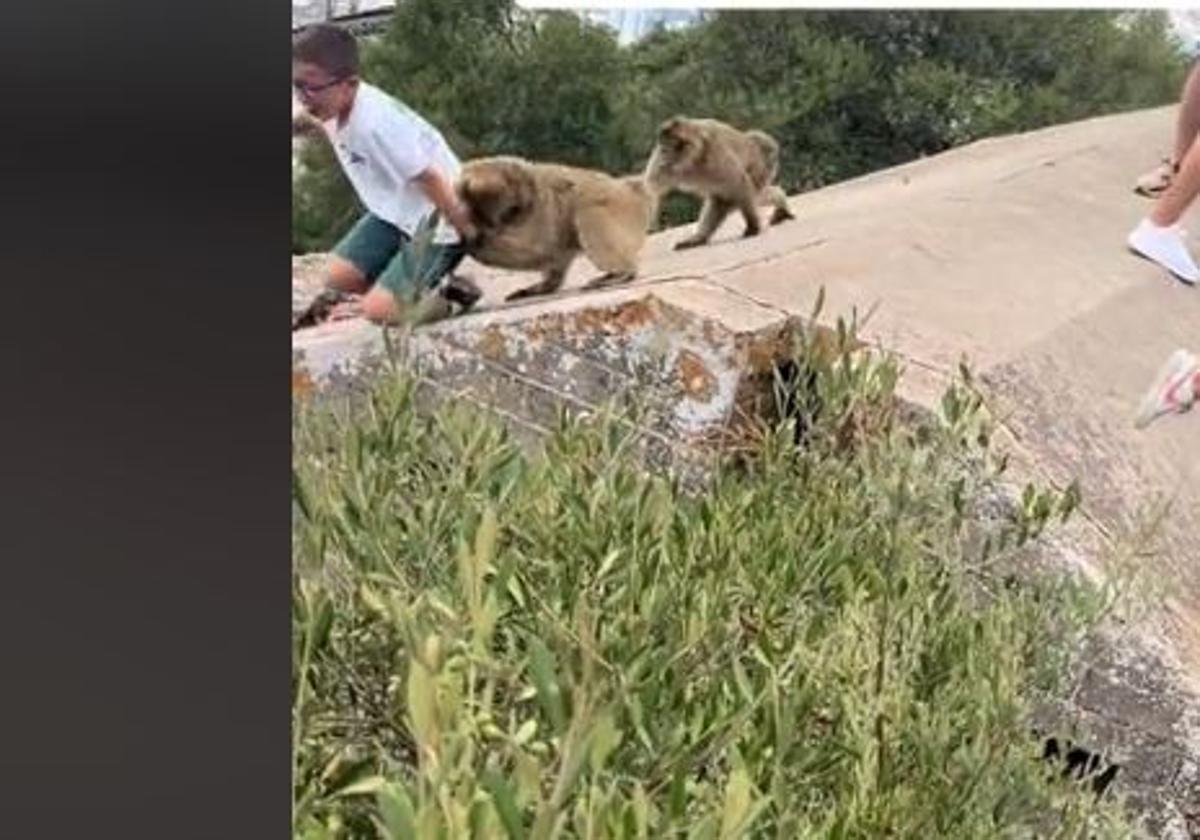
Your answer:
[291,6,1187,252]
[292,310,1138,838]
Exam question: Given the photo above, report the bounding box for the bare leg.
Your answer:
[1174,62,1200,166]
[1150,134,1200,227]
[1127,134,1200,283]
[325,255,370,294]
[360,285,457,326]
[361,285,422,325]
[1134,63,1200,196]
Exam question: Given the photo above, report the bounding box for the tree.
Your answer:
[293,7,1188,253]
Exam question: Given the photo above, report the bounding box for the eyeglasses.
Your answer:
[292,77,346,97]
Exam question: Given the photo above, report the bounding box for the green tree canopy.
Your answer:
[292,5,1187,253]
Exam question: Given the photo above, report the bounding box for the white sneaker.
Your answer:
[1127,219,1200,285]
[1133,349,1200,429]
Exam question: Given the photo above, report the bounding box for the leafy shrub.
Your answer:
[292,313,1135,838]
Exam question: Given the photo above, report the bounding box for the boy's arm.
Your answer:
[365,115,477,240]
[413,166,477,242]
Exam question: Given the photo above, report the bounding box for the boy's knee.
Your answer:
[361,287,402,323]
[326,256,370,293]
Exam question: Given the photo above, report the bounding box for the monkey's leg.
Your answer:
[734,183,765,239]
[577,206,642,289]
[675,198,732,250]
[582,271,637,290]
[645,193,664,233]
[763,185,795,225]
[505,263,570,302]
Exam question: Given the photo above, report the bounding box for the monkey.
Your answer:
[643,115,795,250]
[455,156,655,303]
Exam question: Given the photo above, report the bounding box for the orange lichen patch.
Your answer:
[476,325,509,360]
[292,367,316,398]
[571,297,659,334]
[568,307,607,333]
[614,298,658,330]
[522,315,556,343]
[676,350,718,400]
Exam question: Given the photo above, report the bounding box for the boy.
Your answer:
[291,24,479,327]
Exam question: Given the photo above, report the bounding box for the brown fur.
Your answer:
[456,156,654,302]
[643,116,795,250]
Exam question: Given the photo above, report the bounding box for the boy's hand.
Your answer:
[415,167,479,243]
[453,210,480,245]
[291,97,323,137]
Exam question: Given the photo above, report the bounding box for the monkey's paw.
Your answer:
[583,272,635,290]
[505,286,542,302]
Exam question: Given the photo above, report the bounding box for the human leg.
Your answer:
[1135,62,1200,197]
[1127,131,1200,284]
[362,230,468,325]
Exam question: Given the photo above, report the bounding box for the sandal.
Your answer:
[1134,157,1179,197]
[439,274,483,311]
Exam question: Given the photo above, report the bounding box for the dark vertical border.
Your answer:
[0,1,287,835]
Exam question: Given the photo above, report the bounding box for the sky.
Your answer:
[291,4,1200,53]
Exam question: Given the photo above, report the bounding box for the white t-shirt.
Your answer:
[321,82,461,244]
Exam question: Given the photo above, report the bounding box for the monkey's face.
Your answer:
[655,117,703,170]
[457,160,536,239]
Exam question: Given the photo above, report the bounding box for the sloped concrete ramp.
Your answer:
[294,105,1200,833]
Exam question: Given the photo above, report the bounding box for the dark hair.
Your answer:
[292,24,359,79]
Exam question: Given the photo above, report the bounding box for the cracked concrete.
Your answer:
[294,104,1200,835]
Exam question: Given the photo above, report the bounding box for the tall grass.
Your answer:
[292,317,1137,838]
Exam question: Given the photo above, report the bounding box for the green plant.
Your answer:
[292,308,1140,837]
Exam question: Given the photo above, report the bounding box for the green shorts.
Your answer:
[332,212,466,302]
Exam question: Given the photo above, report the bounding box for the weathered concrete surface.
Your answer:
[292,279,811,489]
[294,105,1200,834]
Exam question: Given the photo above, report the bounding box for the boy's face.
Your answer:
[292,61,357,122]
